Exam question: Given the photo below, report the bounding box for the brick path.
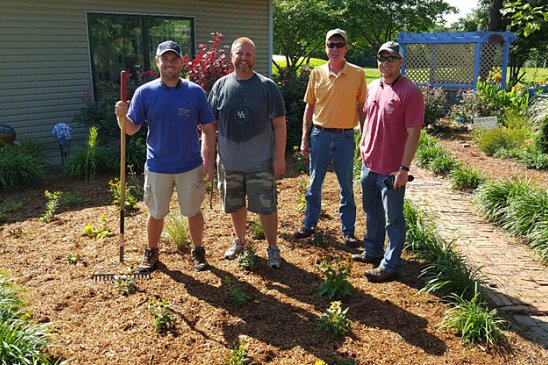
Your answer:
[406,166,548,348]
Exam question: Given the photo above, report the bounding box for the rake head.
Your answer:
[91,262,151,282]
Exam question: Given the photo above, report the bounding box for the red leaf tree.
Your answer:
[182,32,233,93]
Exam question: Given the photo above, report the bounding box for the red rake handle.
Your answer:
[120,70,128,102]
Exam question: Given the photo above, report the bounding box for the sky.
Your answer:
[443,0,479,25]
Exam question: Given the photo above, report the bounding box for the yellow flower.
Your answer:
[293,145,299,151]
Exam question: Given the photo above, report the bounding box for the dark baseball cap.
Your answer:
[156,40,182,57]
[377,41,403,58]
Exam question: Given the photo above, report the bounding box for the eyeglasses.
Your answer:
[327,42,346,49]
[377,55,400,63]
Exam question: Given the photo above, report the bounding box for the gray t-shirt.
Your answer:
[209,72,286,171]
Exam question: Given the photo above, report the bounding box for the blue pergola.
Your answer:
[397,31,516,89]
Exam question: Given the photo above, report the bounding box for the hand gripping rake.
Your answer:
[92,70,150,281]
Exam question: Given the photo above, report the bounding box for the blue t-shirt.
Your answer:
[128,79,214,174]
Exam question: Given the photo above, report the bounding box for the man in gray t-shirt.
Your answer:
[208,36,286,269]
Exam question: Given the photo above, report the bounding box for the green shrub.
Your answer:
[503,186,548,237]
[527,219,548,264]
[249,221,265,240]
[318,258,354,300]
[272,67,310,150]
[450,168,486,192]
[474,179,532,224]
[519,145,548,169]
[64,127,117,180]
[441,287,506,346]
[429,153,459,176]
[0,141,46,190]
[473,126,529,156]
[420,86,447,126]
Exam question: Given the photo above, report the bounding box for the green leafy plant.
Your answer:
[82,214,113,239]
[0,141,46,190]
[226,341,251,365]
[441,286,506,346]
[108,178,138,210]
[224,277,247,306]
[429,153,459,176]
[162,212,190,252]
[310,234,328,247]
[114,274,137,296]
[292,145,308,173]
[450,167,486,192]
[61,192,85,208]
[473,126,530,156]
[297,195,306,212]
[420,86,447,126]
[318,257,354,299]
[238,242,259,270]
[41,190,62,223]
[249,221,265,240]
[148,299,175,334]
[67,253,80,265]
[318,301,352,337]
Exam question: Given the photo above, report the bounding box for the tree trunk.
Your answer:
[488,0,504,31]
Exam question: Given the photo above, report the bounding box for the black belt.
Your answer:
[313,125,353,133]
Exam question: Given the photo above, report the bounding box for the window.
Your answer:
[87,12,194,100]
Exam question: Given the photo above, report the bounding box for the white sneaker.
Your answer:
[267,246,282,268]
[224,238,244,260]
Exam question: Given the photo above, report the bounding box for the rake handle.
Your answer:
[118,70,129,262]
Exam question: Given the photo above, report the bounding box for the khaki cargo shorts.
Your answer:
[143,166,204,219]
[217,159,277,215]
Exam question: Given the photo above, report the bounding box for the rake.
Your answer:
[92,70,150,281]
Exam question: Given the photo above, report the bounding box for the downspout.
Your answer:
[268,0,273,78]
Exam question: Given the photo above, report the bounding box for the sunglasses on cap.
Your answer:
[327,42,346,49]
[377,55,400,63]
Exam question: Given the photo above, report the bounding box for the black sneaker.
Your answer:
[364,267,398,283]
[293,227,314,239]
[351,252,382,266]
[137,247,159,273]
[191,246,209,272]
[343,234,361,248]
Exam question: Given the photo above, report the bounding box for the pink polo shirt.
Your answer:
[360,76,424,174]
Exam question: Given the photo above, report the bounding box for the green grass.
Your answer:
[162,213,190,252]
[521,67,548,83]
[272,56,380,80]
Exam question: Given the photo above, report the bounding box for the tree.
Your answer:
[273,0,334,74]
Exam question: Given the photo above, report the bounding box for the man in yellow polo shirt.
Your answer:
[293,28,366,247]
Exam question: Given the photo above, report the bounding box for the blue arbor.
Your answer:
[397,31,516,90]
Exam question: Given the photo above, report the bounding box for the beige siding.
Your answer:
[0,0,271,163]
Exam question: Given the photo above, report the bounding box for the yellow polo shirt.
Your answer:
[304,61,366,129]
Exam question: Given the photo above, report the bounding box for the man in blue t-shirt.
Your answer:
[115,40,216,272]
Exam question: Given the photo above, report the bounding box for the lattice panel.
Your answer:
[479,43,504,83]
[405,43,477,86]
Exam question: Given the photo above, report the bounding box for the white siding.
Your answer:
[0,0,271,164]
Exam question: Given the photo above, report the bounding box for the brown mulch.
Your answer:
[0,144,546,364]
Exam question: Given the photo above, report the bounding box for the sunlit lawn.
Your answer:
[272,55,546,84]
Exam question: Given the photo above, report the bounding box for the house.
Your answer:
[0,0,273,163]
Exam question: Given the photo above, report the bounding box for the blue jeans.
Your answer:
[360,164,406,273]
[304,127,356,235]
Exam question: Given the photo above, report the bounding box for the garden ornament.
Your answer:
[0,124,16,145]
[92,70,150,282]
[52,122,72,165]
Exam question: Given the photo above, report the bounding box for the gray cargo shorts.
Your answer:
[217,159,277,215]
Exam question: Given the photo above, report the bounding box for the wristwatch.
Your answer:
[399,165,410,172]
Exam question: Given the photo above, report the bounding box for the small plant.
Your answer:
[318,301,352,337]
[41,190,62,222]
[297,195,307,212]
[224,277,247,306]
[61,191,85,208]
[297,174,308,194]
[0,140,46,190]
[292,145,308,173]
[429,153,459,176]
[108,178,138,210]
[238,242,259,270]
[162,212,189,251]
[473,126,530,156]
[441,286,506,346]
[249,221,265,240]
[148,299,175,334]
[310,234,328,247]
[450,167,486,192]
[67,253,80,265]
[420,86,447,126]
[82,214,113,239]
[318,257,354,299]
[114,274,137,296]
[226,341,251,365]
[2,200,24,214]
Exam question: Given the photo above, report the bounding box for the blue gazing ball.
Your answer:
[52,123,72,145]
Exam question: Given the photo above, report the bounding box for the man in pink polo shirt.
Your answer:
[353,41,424,282]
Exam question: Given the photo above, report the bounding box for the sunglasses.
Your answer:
[377,55,400,63]
[327,42,346,49]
